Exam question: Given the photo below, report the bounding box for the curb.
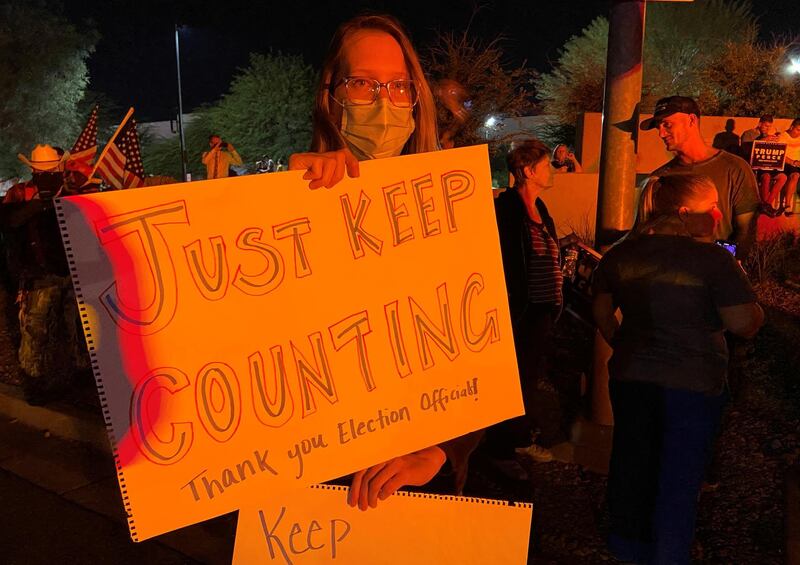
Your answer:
[0,382,109,454]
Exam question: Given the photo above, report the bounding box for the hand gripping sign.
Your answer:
[56,145,524,545]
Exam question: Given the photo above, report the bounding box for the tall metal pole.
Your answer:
[175,24,188,181]
[591,0,647,428]
[595,0,647,249]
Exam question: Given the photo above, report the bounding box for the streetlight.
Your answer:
[175,24,189,181]
[785,57,800,76]
[484,115,498,141]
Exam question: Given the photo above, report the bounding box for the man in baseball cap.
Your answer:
[641,95,759,258]
[639,96,701,132]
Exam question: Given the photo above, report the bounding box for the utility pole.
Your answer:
[175,24,189,182]
[595,0,647,249]
[595,0,694,247]
[591,0,694,427]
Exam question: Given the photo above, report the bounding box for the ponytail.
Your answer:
[633,173,716,234]
[636,176,661,227]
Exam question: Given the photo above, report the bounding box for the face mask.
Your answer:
[340,98,415,160]
[32,172,64,198]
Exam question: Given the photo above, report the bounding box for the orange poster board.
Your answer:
[56,145,522,541]
[233,486,533,564]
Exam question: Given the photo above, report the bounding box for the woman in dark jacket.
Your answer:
[488,139,563,479]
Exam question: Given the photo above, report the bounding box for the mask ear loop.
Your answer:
[325,83,346,108]
[329,92,350,108]
[323,75,352,108]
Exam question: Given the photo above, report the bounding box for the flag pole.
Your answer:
[89,106,135,179]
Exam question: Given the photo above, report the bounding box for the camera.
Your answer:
[219,142,228,150]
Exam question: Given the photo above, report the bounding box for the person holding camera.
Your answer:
[202,134,242,179]
[551,143,582,173]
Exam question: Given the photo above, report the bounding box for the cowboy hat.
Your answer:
[17,144,69,172]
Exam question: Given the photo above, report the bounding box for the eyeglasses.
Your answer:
[329,77,418,108]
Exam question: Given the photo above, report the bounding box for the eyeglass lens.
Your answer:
[345,78,416,107]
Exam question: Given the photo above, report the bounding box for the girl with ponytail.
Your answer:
[592,173,763,564]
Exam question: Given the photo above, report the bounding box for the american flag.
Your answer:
[96,117,145,189]
[69,106,98,167]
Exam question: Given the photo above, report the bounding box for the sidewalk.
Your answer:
[0,377,613,564]
[0,383,235,564]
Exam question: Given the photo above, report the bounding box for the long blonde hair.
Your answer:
[634,174,716,233]
[310,14,439,155]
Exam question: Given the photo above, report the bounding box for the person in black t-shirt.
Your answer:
[592,174,763,565]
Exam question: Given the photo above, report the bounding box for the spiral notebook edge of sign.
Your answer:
[55,198,140,542]
[309,483,532,509]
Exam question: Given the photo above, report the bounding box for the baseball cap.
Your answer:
[639,96,701,131]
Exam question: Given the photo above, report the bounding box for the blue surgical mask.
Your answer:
[340,98,415,160]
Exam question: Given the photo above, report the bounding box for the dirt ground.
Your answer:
[461,277,800,564]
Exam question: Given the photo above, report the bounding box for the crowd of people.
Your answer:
[287,17,765,564]
[719,113,800,218]
[0,12,771,564]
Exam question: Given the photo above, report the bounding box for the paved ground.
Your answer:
[0,468,193,564]
[0,414,235,564]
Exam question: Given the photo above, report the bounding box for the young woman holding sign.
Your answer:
[289,14,482,510]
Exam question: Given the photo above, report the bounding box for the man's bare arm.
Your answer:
[732,211,756,259]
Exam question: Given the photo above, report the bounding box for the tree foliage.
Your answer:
[0,2,97,178]
[642,0,756,104]
[534,17,609,129]
[536,0,760,130]
[422,30,537,151]
[141,108,215,181]
[700,41,800,117]
[143,52,315,179]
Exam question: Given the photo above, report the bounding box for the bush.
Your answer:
[744,232,798,284]
[423,30,537,153]
[700,42,800,118]
[143,52,314,179]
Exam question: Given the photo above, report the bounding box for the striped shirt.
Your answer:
[525,218,563,306]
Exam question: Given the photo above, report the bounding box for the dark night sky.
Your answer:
[63,0,800,121]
